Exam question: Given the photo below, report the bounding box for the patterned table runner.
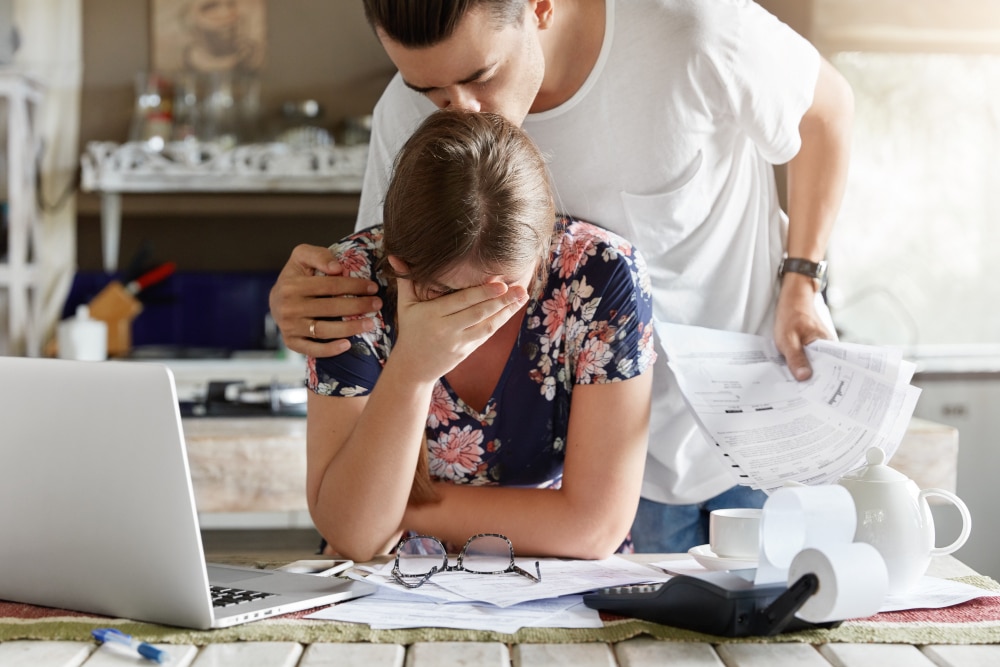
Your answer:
[2,575,999,646]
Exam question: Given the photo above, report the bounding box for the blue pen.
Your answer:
[91,628,171,664]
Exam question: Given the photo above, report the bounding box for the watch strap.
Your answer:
[778,257,828,290]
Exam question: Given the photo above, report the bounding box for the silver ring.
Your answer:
[309,320,317,338]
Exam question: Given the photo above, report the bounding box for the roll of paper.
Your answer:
[755,484,857,585]
[788,543,888,623]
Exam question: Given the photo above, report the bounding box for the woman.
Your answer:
[306,110,655,561]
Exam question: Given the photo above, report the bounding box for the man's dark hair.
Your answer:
[362,0,525,47]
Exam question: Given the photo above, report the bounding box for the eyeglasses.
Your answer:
[391,533,542,589]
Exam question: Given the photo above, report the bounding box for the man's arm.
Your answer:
[267,244,381,358]
[777,57,854,380]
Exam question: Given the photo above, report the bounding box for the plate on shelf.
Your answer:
[688,544,757,571]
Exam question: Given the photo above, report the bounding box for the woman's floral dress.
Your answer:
[308,217,656,548]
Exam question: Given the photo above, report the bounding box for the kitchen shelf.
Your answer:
[0,69,44,356]
[80,140,367,271]
[76,191,362,219]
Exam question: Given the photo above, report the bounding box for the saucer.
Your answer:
[688,544,757,571]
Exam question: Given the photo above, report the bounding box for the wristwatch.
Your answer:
[778,256,828,291]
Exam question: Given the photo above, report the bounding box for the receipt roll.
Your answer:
[756,484,858,586]
[788,543,888,623]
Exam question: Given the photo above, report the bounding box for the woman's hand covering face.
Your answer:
[386,256,529,381]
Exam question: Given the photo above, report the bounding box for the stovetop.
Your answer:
[180,379,307,417]
[155,357,308,418]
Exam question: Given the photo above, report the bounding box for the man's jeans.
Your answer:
[630,486,768,553]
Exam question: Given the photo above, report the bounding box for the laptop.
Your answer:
[0,356,375,629]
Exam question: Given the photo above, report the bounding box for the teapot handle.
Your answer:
[920,488,972,556]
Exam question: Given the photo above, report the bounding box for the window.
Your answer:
[827,53,1000,346]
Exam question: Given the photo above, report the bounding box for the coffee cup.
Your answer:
[709,508,762,559]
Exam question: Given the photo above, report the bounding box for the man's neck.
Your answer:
[532,0,606,113]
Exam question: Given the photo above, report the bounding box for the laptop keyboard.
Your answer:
[210,585,276,608]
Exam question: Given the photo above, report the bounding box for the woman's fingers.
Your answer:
[388,261,528,378]
[449,283,528,338]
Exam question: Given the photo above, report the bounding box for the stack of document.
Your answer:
[656,322,922,493]
[306,556,672,631]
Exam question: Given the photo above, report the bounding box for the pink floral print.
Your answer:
[308,216,655,494]
[429,425,486,481]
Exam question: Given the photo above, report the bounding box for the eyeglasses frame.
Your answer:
[390,532,542,589]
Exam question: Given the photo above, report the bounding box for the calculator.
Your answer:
[583,570,836,637]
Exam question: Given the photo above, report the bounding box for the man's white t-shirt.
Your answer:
[354,0,826,505]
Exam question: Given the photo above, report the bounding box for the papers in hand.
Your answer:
[655,322,922,492]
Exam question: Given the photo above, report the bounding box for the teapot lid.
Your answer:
[841,447,908,483]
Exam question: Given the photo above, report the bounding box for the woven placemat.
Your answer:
[3,575,998,646]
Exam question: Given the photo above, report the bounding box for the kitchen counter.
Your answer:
[184,417,308,515]
[183,416,959,525]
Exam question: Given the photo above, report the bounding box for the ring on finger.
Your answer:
[309,320,317,338]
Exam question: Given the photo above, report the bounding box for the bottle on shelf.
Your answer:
[56,305,108,362]
[128,71,173,151]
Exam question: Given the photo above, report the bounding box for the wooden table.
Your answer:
[2,555,997,667]
[5,640,999,667]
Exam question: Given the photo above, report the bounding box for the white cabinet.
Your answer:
[912,364,1000,581]
[0,70,43,356]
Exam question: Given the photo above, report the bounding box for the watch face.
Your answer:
[815,264,828,291]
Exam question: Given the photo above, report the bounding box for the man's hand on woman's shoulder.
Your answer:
[269,244,382,358]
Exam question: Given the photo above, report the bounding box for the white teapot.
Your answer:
[838,447,972,594]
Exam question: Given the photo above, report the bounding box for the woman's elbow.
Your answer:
[308,505,390,562]
[567,533,625,560]
[564,512,636,560]
[572,541,618,561]
[328,539,384,564]
[312,520,390,562]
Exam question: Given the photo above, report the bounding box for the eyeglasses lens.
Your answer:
[462,534,514,573]
[397,536,447,576]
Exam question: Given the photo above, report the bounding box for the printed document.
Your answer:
[306,556,672,631]
[655,321,922,492]
[348,555,671,608]
[654,557,993,613]
[306,587,603,632]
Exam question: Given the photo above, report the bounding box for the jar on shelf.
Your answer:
[337,114,372,146]
[128,71,173,151]
[171,71,200,143]
[274,99,333,149]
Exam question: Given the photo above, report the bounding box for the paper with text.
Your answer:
[306,587,603,631]
[349,555,672,608]
[656,322,921,492]
[651,559,994,613]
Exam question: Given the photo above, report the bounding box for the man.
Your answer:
[268,0,854,552]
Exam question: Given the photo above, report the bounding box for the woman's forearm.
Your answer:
[308,356,437,560]
[402,482,639,560]
[401,376,653,559]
